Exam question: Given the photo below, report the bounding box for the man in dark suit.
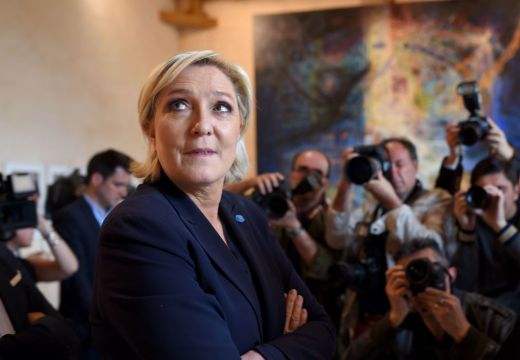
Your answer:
[0,242,78,359]
[52,149,132,359]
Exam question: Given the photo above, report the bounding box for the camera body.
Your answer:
[329,231,390,315]
[344,145,391,185]
[465,185,489,210]
[252,170,324,219]
[405,258,446,295]
[251,185,290,219]
[457,81,490,146]
[0,173,38,237]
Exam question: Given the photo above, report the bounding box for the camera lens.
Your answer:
[345,156,378,185]
[265,195,289,219]
[292,171,322,196]
[251,187,289,219]
[465,185,489,209]
[458,118,489,146]
[405,259,432,294]
[458,122,480,146]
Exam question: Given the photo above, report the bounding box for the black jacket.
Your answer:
[345,290,518,360]
[52,196,100,344]
[0,243,78,359]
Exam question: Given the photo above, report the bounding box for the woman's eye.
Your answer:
[168,99,188,111]
[214,102,232,113]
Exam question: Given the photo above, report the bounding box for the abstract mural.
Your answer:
[254,0,520,185]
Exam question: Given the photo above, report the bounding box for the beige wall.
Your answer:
[0,0,177,171]
[0,0,178,307]
[178,0,444,176]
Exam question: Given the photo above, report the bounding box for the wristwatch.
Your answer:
[287,226,305,239]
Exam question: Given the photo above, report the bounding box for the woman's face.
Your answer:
[152,65,242,191]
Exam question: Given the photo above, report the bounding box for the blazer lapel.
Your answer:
[156,179,263,334]
[219,195,279,325]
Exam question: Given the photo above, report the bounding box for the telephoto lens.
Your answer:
[344,156,380,185]
[465,185,490,209]
[344,145,390,185]
[292,170,322,196]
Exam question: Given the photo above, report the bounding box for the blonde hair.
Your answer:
[132,50,252,183]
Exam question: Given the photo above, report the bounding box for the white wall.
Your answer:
[0,0,178,171]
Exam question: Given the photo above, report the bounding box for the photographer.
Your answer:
[0,174,79,359]
[226,150,343,327]
[326,138,453,347]
[435,117,519,194]
[345,238,519,360]
[0,242,79,359]
[3,211,78,283]
[451,156,520,313]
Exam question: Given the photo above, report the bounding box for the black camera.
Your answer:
[329,257,388,314]
[465,185,489,210]
[457,81,490,146]
[405,258,446,295]
[344,145,391,185]
[0,173,38,237]
[252,170,324,219]
[251,185,290,219]
[329,257,379,292]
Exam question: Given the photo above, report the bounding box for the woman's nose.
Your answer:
[191,109,213,136]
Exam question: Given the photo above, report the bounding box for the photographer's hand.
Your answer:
[269,200,300,230]
[332,148,356,212]
[269,201,319,266]
[453,190,476,232]
[224,172,284,195]
[417,288,470,343]
[474,185,507,232]
[386,265,411,328]
[365,171,402,210]
[445,122,461,167]
[485,118,514,161]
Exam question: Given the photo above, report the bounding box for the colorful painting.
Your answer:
[254,0,520,186]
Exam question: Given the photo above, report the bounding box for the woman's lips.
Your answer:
[185,148,217,156]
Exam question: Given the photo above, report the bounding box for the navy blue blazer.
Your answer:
[0,244,79,359]
[91,177,336,359]
[53,196,100,342]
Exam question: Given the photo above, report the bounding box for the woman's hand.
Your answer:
[284,289,308,334]
[241,350,266,360]
[27,311,46,324]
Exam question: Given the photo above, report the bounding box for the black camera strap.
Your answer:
[357,180,425,316]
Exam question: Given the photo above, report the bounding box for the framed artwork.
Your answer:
[254,0,520,185]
